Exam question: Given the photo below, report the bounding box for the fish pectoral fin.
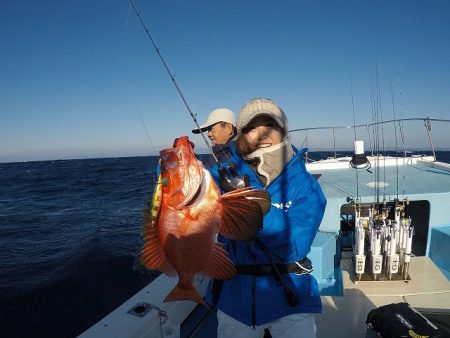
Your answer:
[221,187,271,214]
[219,188,271,241]
[201,242,236,279]
[141,225,176,276]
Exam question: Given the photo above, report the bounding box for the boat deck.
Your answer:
[308,157,450,238]
[309,158,450,197]
[317,255,450,337]
[79,157,450,338]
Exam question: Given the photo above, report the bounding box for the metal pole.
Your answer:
[333,127,336,158]
[424,117,436,161]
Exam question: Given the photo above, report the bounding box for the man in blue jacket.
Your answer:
[192,107,246,191]
[209,98,327,338]
[192,107,236,162]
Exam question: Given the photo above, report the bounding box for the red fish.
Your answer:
[141,136,270,306]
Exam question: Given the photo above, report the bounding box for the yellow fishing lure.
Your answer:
[149,173,163,227]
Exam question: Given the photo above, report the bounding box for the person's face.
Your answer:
[243,116,283,149]
[207,122,233,145]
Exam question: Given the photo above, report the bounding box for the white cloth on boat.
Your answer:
[217,310,316,338]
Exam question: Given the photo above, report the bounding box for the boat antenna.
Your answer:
[129,0,219,164]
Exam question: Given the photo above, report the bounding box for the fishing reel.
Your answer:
[218,162,249,192]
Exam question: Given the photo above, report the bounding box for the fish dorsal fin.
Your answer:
[201,242,236,279]
[219,188,271,241]
[141,224,177,276]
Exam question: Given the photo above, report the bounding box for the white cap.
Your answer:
[192,108,236,134]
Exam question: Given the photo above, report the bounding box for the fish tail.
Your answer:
[164,283,208,308]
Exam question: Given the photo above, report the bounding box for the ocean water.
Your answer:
[0,151,449,338]
[0,157,159,338]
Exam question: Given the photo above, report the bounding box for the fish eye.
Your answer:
[164,161,178,169]
[160,150,180,170]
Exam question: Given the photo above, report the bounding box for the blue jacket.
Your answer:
[207,142,327,326]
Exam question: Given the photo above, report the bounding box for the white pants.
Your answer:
[217,310,316,338]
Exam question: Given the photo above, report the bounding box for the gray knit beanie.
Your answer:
[237,98,288,136]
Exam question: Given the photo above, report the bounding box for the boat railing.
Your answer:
[289,117,450,162]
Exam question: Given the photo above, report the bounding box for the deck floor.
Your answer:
[312,161,450,199]
[316,256,450,338]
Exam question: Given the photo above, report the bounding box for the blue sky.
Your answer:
[1,0,449,162]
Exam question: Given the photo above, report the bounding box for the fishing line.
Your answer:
[374,63,383,204]
[124,6,158,156]
[129,0,219,164]
[124,6,163,187]
[366,124,374,156]
[137,106,158,153]
[369,67,379,203]
[396,77,408,197]
[374,65,380,204]
[349,73,360,200]
[375,66,387,201]
[390,80,400,200]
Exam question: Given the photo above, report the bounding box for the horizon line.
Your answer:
[1,148,449,165]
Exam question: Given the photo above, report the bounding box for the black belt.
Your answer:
[235,257,313,276]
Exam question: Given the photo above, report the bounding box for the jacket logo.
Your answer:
[271,201,292,212]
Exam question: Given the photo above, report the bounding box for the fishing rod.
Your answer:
[376,66,387,202]
[390,80,400,201]
[289,117,450,133]
[129,0,219,164]
[349,73,360,200]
